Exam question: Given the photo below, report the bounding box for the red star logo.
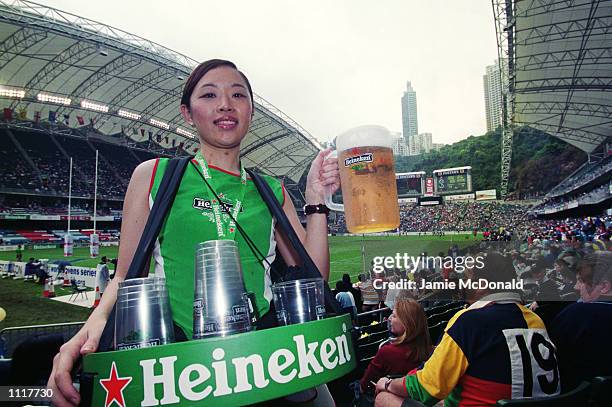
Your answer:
[218,193,225,198]
[229,227,235,233]
[100,362,133,407]
[212,199,217,204]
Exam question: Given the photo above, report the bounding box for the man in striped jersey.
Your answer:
[374,252,561,407]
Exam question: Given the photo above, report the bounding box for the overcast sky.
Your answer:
[41,0,499,145]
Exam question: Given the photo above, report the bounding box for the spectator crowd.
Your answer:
[336,236,612,406]
[0,128,166,199]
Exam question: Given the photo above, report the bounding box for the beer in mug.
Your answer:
[326,125,400,233]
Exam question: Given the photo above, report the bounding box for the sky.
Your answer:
[40,0,499,145]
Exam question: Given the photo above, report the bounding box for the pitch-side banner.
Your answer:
[0,245,18,251]
[444,193,475,202]
[475,189,497,200]
[48,265,97,288]
[82,315,356,406]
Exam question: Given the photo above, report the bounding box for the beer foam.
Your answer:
[335,125,393,152]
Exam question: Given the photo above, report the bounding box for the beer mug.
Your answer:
[325,125,400,233]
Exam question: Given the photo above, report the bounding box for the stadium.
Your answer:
[0,1,611,406]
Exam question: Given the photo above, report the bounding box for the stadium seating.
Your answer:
[79,229,117,241]
[0,131,38,191]
[546,155,612,198]
[358,337,390,361]
[427,305,464,327]
[495,381,591,406]
[0,228,118,245]
[0,128,159,199]
[427,321,447,345]
[16,230,61,243]
[330,201,531,235]
[590,376,612,407]
[425,301,463,316]
[13,129,72,194]
[358,321,389,336]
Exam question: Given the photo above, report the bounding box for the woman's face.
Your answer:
[389,307,405,336]
[183,66,253,150]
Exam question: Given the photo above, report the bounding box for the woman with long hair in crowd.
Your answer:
[359,298,432,394]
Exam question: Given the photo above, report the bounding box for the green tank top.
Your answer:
[149,158,284,338]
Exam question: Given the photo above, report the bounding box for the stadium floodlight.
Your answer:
[176,127,195,139]
[0,86,26,99]
[117,109,141,120]
[81,100,109,113]
[149,118,170,130]
[37,93,71,105]
[97,45,109,56]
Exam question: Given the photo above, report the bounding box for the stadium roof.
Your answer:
[0,0,321,186]
[511,0,612,154]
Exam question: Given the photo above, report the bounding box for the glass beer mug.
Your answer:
[325,125,400,233]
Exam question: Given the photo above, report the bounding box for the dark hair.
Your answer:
[181,59,254,112]
[473,252,518,293]
[577,251,612,287]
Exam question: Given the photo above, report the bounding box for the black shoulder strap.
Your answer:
[245,168,341,315]
[97,156,190,353]
[125,156,190,279]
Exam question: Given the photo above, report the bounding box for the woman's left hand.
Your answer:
[305,148,340,204]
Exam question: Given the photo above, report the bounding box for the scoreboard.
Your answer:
[433,166,472,194]
[396,171,425,197]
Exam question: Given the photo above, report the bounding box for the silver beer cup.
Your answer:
[114,277,174,350]
[272,278,326,325]
[193,240,252,339]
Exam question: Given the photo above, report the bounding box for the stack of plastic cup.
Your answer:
[115,277,174,350]
[272,278,326,402]
[193,240,252,339]
[272,278,326,326]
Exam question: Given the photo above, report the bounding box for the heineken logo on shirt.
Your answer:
[193,197,244,213]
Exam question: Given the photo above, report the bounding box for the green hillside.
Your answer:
[395,126,586,195]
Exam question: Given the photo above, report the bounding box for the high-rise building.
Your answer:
[391,131,409,156]
[432,143,445,152]
[483,59,506,132]
[408,132,433,156]
[401,81,418,140]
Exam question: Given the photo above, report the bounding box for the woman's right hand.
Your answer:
[48,314,107,407]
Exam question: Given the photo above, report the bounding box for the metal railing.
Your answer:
[0,321,84,358]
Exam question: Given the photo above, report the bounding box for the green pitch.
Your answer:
[0,234,479,329]
[0,246,120,268]
[328,234,479,283]
[0,234,478,282]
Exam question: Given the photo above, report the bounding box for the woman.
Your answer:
[359,298,431,393]
[48,59,340,407]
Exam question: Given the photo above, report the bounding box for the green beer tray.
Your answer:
[82,315,356,406]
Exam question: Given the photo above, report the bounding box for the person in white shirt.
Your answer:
[95,256,110,296]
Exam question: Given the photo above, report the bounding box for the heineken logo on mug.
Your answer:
[344,153,373,167]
